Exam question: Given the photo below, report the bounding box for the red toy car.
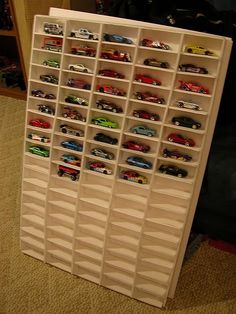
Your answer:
[88,161,112,174]
[57,165,80,181]
[62,107,86,122]
[167,133,195,147]
[120,170,147,184]
[133,109,160,121]
[98,69,124,79]
[178,80,209,94]
[141,38,170,50]
[100,49,131,62]
[67,78,91,90]
[96,84,126,96]
[29,119,50,129]
[122,140,150,153]
[71,45,96,57]
[135,91,165,104]
[135,74,161,86]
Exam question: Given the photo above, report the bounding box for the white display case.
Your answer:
[20,10,232,308]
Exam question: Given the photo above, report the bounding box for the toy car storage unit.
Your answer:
[20,8,232,308]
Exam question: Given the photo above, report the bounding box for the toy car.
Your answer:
[98,69,124,79]
[37,104,55,115]
[176,100,202,111]
[43,22,63,35]
[61,154,81,166]
[39,74,58,84]
[130,125,156,137]
[70,28,98,40]
[87,161,112,174]
[103,33,133,44]
[96,84,126,96]
[61,140,83,152]
[62,107,86,122]
[135,91,165,104]
[178,64,208,74]
[172,116,201,129]
[29,119,50,129]
[59,124,84,137]
[91,148,114,160]
[71,45,96,57]
[167,133,195,147]
[43,59,60,68]
[162,148,192,162]
[126,156,152,169]
[67,78,91,90]
[178,80,209,94]
[100,49,131,62]
[94,132,118,145]
[133,109,160,121]
[31,89,56,99]
[135,74,161,86]
[122,140,150,153]
[65,95,88,106]
[96,99,123,113]
[42,37,63,52]
[141,38,170,50]
[68,63,93,73]
[120,170,147,184]
[184,44,214,56]
[27,133,50,143]
[28,146,49,157]
[159,164,188,177]
[57,165,80,181]
[91,117,118,129]
[143,58,169,68]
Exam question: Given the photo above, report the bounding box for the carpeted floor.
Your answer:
[0,95,236,314]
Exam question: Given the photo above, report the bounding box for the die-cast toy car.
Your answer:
[100,49,131,62]
[37,104,55,115]
[133,109,160,121]
[143,58,169,68]
[120,170,147,184]
[61,154,81,166]
[162,148,192,161]
[61,140,83,152]
[39,74,58,84]
[70,28,98,40]
[91,117,118,129]
[167,133,195,147]
[159,164,188,177]
[130,125,156,137]
[122,140,150,153]
[96,84,126,96]
[67,78,91,90]
[28,133,50,143]
[62,107,86,122]
[178,64,208,74]
[68,63,93,73]
[29,119,50,129]
[172,116,201,129]
[103,33,133,44]
[59,124,84,137]
[178,80,209,94]
[96,99,123,113]
[91,147,114,160]
[176,100,202,111]
[43,59,60,68]
[31,89,56,99]
[71,45,96,57]
[43,22,63,35]
[184,44,214,56]
[135,74,161,85]
[135,91,165,104]
[28,146,49,157]
[94,132,118,145]
[65,95,88,106]
[88,161,112,174]
[57,165,80,181]
[141,38,170,50]
[98,69,124,79]
[126,156,152,169]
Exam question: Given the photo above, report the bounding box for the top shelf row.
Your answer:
[34,16,224,58]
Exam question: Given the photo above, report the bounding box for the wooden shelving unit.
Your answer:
[0,0,27,100]
[20,10,232,308]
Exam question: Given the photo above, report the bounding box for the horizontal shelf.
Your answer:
[49,188,78,199]
[142,245,176,259]
[76,236,104,249]
[145,217,184,231]
[22,190,46,202]
[138,270,169,285]
[81,183,112,194]
[151,188,191,200]
[79,197,110,209]
[49,213,74,226]
[21,236,44,250]
[47,225,73,238]
[23,177,48,188]
[110,235,139,247]
[111,221,142,233]
[105,259,135,273]
[48,200,75,213]
[149,203,187,216]
[144,231,180,245]
[47,249,72,263]
[78,210,107,223]
[104,272,134,287]
[135,283,166,298]
[107,247,137,260]
[21,226,44,239]
[47,237,72,250]
[75,248,102,262]
[112,207,144,220]
[24,163,49,175]
[75,261,101,274]
[141,257,174,271]
[115,193,147,205]
[22,214,44,226]
[23,202,45,215]
[78,224,105,236]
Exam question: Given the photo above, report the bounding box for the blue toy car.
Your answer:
[126,156,152,169]
[103,33,133,44]
[61,140,83,152]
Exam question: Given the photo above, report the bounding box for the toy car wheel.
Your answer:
[147,132,153,137]
[168,137,173,142]
[132,129,137,134]
[150,116,155,121]
[71,175,77,181]
[99,87,104,93]
[137,95,142,100]
[94,120,99,125]
[69,66,75,71]
[174,121,180,126]
[177,102,184,108]
[123,175,128,180]
[163,153,168,158]
[58,170,63,176]
[112,108,117,113]
[61,127,67,133]
[103,170,107,174]
[192,124,197,129]
[187,48,193,53]
[83,68,88,73]
[107,154,113,160]
[138,79,142,83]
[138,179,143,184]
[205,51,210,55]
[28,134,33,139]
[97,104,103,110]
[177,173,183,178]
[185,142,190,146]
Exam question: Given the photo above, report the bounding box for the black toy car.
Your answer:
[96,99,123,113]
[178,64,208,74]
[37,104,55,115]
[172,116,201,129]
[94,132,118,145]
[159,164,188,177]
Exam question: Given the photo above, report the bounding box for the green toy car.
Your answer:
[42,59,60,68]
[28,146,49,157]
[91,117,118,128]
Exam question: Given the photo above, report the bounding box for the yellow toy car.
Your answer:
[185,44,214,56]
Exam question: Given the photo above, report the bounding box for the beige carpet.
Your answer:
[0,95,236,314]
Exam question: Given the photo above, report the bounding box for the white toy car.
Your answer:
[176,100,202,111]
[68,63,93,73]
[70,28,98,40]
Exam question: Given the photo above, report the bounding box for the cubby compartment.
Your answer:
[20,13,231,309]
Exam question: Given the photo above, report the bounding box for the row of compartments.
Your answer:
[35,15,224,58]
